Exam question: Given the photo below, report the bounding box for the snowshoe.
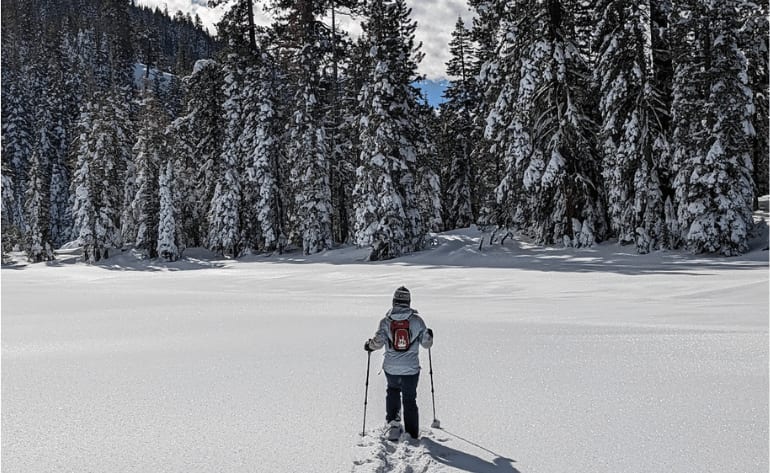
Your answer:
[386,420,402,441]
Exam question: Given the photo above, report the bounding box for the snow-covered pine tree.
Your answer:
[740,1,769,201]
[325,2,358,246]
[273,0,334,255]
[1,66,33,238]
[130,91,170,258]
[207,52,244,257]
[45,52,74,248]
[172,59,225,248]
[70,103,98,263]
[354,0,426,260]
[105,91,133,255]
[208,0,282,257]
[416,166,443,234]
[337,38,371,241]
[242,53,284,253]
[76,28,102,92]
[49,155,72,247]
[483,3,531,233]
[413,101,443,233]
[121,153,139,248]
[23,52,65,263]
[70,91,131,263]
[648,0,680,250]
[489,0,606,247]
[1,161,19,263]
[157,159,180,261]
[469,0,505,227]
[595,0,669,253]
[101,0,134,91]
[94,33,114,93]
[441,17,476,230]
[287,51,334,255]
[671,0,755,255]
[59,30,86,119]
[668,0,707,251]
[24,116,55,263]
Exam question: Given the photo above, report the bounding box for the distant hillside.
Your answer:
[1,0,219,78]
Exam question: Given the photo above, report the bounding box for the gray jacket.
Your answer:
[368,306,433,376]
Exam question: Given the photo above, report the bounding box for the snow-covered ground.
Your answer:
[2,216,768,472]
[133,63,174,89]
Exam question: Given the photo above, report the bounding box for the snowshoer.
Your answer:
[364,286,433,440]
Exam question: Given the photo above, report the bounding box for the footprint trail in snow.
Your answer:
[352,427,519,473]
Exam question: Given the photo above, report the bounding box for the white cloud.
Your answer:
[137,0,470,81]
[407,0,471,80]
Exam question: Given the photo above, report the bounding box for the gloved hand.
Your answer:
[426,328,433,338]
[364,339,374,352]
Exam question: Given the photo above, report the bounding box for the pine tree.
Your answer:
[130,92,169,258]
[326,1,358,246]
[414,101,443,233]
[1,67,33,236]
[441,17,476,229]
[101,0,134,90]
[274,0,334,255]
[488,0,605,247]
[23,55,61,263]
[286,43,333,255]
[740,1,769,201]
[70,104,98,263]
[668,0,707,251]
[337,38,371,242]
[45,52,74,248]
[210,0,258,54]
[671,0,755,255]
[1,162,20,263]
[354,0,426,260]
[243,53,284,253]
[172,59,226,248]
[157,159,180,261]
[649,0,679,250]
[24,120,55,263]
[209,0,288,256]
[70,92,131,263]
[482,4,530,232]
[595,0,669,253]
[469,0,506,227]
[207,53,244,257]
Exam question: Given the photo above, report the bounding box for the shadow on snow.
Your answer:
[421,428,522,473]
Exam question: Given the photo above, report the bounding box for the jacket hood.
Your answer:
[387,306,415,321]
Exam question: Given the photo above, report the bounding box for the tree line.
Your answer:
[1,0,767,265]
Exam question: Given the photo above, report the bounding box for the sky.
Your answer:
[136,0,471,81]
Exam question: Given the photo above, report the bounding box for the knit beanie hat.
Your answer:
[393,286,411,307]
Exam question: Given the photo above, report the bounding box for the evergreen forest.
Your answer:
[2,0,768,264]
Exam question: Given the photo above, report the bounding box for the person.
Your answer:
[364,286,433,439]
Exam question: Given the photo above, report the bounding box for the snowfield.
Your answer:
[2,219,768,473]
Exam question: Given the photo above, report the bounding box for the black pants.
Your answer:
[385,372,420,438]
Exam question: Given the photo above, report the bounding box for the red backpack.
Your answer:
[390,318,411,351]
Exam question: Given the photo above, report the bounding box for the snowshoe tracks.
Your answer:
[353,428,439,473]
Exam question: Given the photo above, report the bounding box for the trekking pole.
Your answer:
[428,347,440,428]
[362,350,371,436]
